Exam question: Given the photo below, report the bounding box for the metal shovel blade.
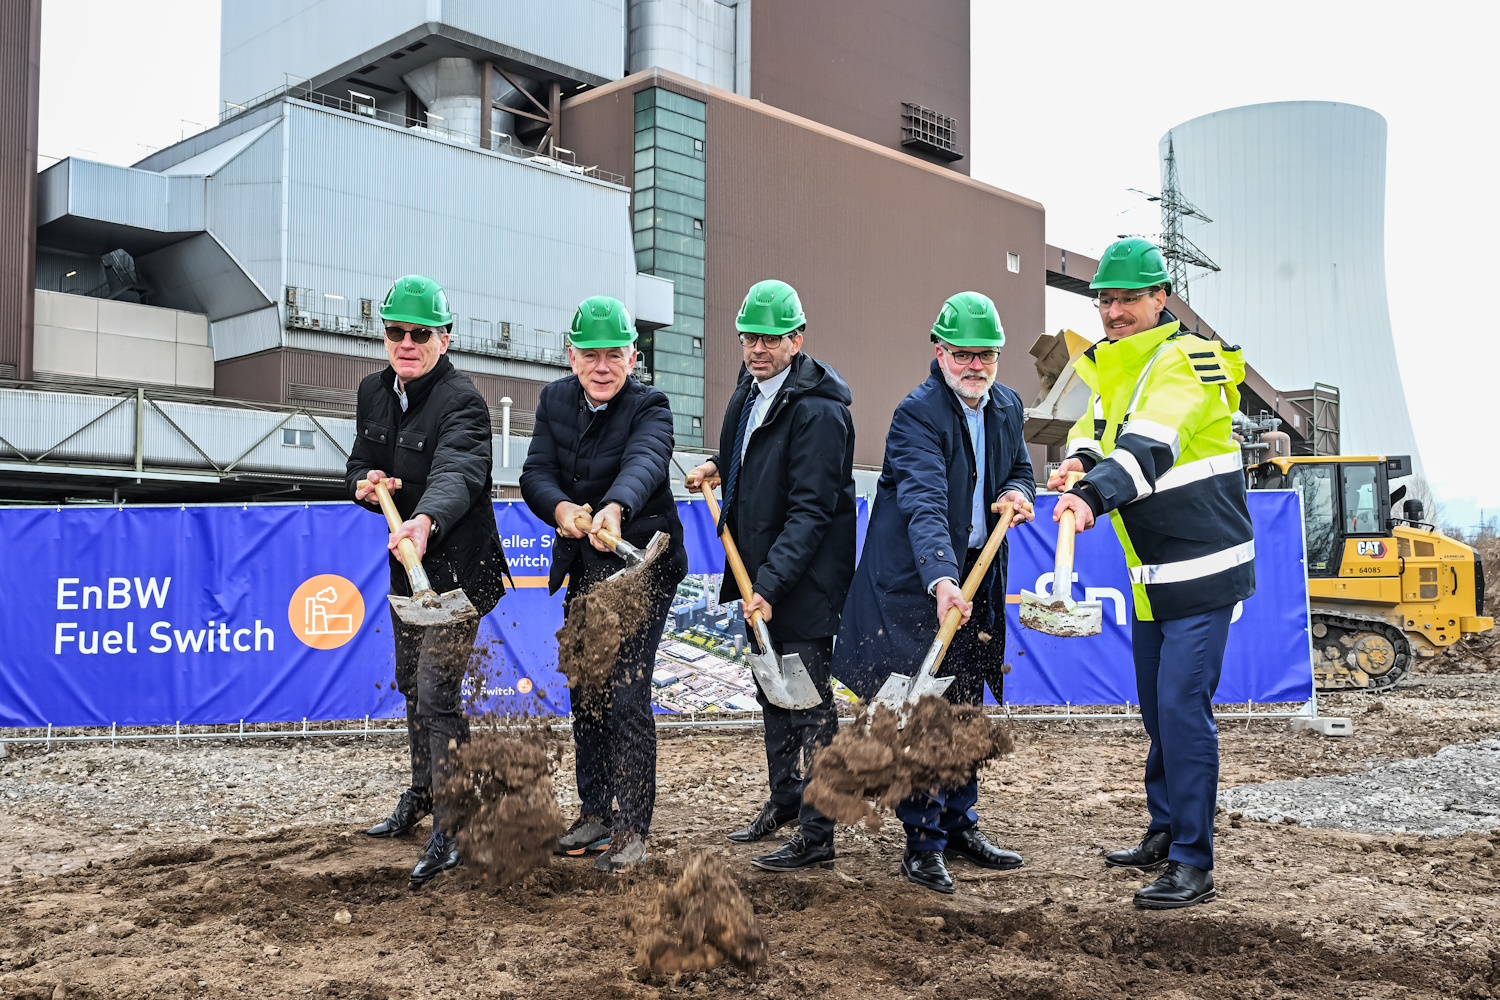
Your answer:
[388,587,480,628]
[746,620,822,710]
[606,531,669,582]
[872,669,956,713]
[1018,589,1102,637]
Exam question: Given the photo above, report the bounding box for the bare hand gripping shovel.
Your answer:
[570,507,669,582]
[360,477,479,627]
[698,482,823,711]
[1019,471,1102,637]
[874,500,1016,713]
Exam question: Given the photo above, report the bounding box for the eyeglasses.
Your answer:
[942,346,999,366]
[739,333,787,349]
[1093,288,1163,310]
[384,325,440,345]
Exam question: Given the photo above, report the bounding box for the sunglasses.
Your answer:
[384,325,441,345]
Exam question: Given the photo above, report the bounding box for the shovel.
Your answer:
[1018,471,1102,637]
[570,506,669,582]
[697,482,823,711]
[359,477,479,627]
[873,500,1017,713]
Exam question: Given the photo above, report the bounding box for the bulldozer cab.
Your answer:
[1251,455,1412,578]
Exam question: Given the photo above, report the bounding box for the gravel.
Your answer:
[1220,737,1500,836]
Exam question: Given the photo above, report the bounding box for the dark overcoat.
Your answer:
[832,359,1034,700]
[710,351,857,642]
[346,355,508,617]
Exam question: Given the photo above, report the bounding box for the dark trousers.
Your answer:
[392,612,480,833]
[755,635,838,842]
[567,569,674,836]
[896,548,1007,852]
[1133,605,1234,871]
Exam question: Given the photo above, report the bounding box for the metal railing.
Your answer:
[221,84,625,185]
[284,307,571,368]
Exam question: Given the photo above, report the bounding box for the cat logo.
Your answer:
[1356,540,1387,558]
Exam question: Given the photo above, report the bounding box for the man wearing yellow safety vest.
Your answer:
[1049,238,1254,910]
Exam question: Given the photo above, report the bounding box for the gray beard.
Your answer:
[942,365,994,401]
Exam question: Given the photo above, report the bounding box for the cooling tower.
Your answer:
[1163,101,1421,468]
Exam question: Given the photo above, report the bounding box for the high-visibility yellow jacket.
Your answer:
[1065,311,1255,621]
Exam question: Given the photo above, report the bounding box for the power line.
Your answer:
[1128,132,1220,303]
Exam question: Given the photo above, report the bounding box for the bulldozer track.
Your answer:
[1311,612,1413,692]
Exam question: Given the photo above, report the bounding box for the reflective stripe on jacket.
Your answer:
[1064,311,1255,621]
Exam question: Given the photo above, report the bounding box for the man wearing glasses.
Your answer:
[684,279,856,872]
[1049,238,1254,909]
[348,275,509,887]
[522,295,688,872]
[834,291,1035,894]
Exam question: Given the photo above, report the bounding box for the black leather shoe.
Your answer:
[902,850,954,894]
[366,787,431,838]
[409,830,461,887]
[1105,829,1172,871]
[943,828,1023,871]
[727,801,799,844]
[751,833,835,872]
[1133,860,1215,909]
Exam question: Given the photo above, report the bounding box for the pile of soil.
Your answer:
[435,731,565,885]
[805,696,1013,828]
[555,576,652,700]
[628,852,768,977]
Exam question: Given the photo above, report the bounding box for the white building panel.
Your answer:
[1165,102,1421,467]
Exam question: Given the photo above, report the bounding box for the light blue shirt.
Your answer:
[957,391,987,550]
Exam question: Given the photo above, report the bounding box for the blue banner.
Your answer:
[0,493,1311,729]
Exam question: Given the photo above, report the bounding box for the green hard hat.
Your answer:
[930,291,1005,348]
[736,279,806,336]
[569,295,637,348]
[1090,238,1172,294]
[379,275,452,328]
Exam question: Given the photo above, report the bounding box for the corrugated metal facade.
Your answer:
[281,102,635,350]
[749,0,970,175]
[0,0,42,378]
[205,118,286,305]
[566,70,1044,469]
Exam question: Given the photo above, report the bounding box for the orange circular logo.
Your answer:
[288,575,366,650]
[517,677,534,694]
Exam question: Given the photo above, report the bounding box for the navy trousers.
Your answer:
[895,549,1007,851]
[567,566,674,836]
[1133,605,1235,871]
[756,636,838,843]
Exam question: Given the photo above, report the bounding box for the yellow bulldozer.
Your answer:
[1249,455,1493,690]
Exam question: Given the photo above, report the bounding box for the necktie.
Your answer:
[720,387,757,530]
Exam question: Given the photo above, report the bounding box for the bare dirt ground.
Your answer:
[3,670,1500,999]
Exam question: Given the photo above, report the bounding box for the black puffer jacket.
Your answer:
[346,355,507,617]
[710,351,857,642]
[520,374,688,595]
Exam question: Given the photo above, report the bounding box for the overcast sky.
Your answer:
[36,1,1496,526]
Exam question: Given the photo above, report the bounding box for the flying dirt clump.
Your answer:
[629,852,768,978]
[435,730,566,885]
[554,576,653,700]
[804,695,1013,829]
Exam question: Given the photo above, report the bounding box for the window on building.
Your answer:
[282,428,315,449]
[1007,252,1021,273]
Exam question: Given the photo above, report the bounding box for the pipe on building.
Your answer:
[500,396,512,467]
[401,57,537,148]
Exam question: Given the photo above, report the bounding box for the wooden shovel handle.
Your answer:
[357,477,427,586]
[699,482,764,629]
[932,500,1016,663]
[1053,470,1085,584]
[572,509,623,551]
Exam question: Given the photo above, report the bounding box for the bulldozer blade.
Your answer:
[388,588,480,628]
[606,531,669,582]
[746,639,822,710]
[1018,589,1102,637]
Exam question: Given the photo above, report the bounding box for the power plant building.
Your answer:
[1161,102,1421,467]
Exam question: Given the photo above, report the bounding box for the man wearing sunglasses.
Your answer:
[834,291,1035,894]
[521,295,688,872]
[1048,238,1254,910]
[684,279,856,873]
[347,275,509,887]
